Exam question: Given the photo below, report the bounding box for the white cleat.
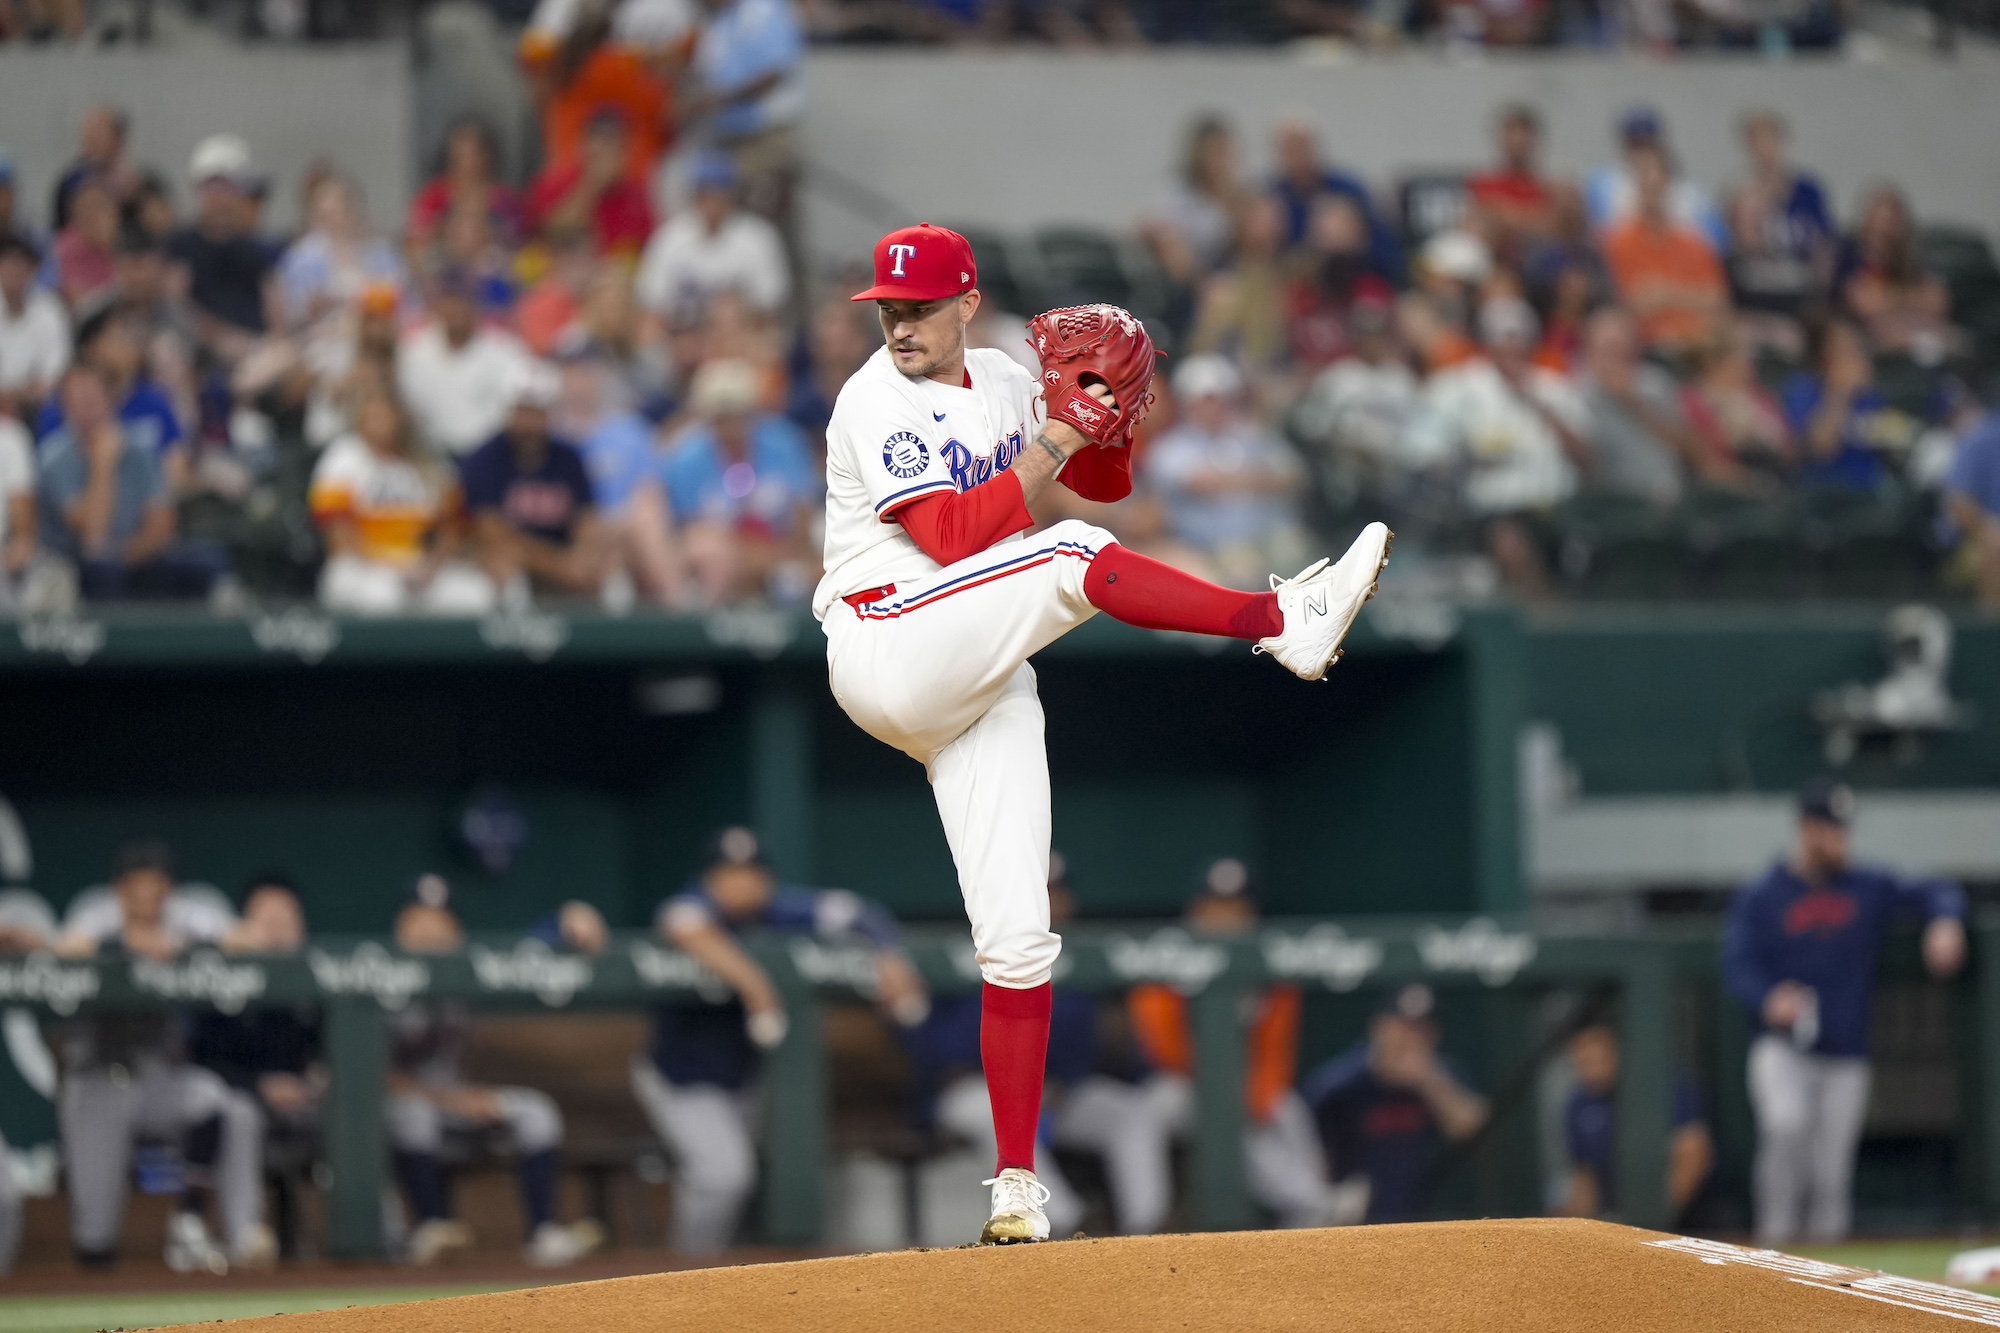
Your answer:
[1254,521,1393,682]
[524,1218,605,1267]
[979,1167,1052,1245]
[406,1217,474,1266]
[164,1211,229,1275]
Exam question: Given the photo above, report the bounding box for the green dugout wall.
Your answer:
[0,607,1520,926]
[3,604,1997,928]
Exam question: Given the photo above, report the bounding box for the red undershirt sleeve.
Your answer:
[886,470,1036,567]
[1056,442,1134,503]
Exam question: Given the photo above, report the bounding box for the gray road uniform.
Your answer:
[55,891,266,1259]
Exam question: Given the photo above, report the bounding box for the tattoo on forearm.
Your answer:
[1033,431,1068,470]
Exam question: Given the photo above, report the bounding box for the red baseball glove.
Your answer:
[1026,304,1161,447]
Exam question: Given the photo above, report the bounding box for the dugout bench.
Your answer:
[0,914,1809,1257]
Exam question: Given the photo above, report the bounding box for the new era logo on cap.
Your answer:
[851,223,979,303]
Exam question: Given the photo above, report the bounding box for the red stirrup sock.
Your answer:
[981,981,1053,1174]
[1084,543,1281,641]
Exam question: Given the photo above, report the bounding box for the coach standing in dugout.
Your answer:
[1724,777,1966,1246]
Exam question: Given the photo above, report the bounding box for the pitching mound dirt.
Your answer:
[206,1219,2000,1332]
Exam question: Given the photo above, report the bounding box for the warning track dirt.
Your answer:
[204,1218,2000,1332]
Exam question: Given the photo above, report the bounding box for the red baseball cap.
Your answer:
[850,223,978,303]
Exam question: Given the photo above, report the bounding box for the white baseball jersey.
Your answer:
[812,345,1044,620]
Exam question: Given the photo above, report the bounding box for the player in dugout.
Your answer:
[1122,859,1370,1232]
[386,874,606,1267]
[1557,1021,1716,1230]
[819,223,1391,1243]
[633,826,929,1254]
[52,841,276,1272]
[1301,983,1490,1225]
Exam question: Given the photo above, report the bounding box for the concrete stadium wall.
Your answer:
[4,41,1995,262]
[0,45,412,233]
[800,47,2000,265]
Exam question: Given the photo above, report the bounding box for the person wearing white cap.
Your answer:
[1139,353,1311,589]
[460,357,612,602]
[396,268,533,457]
[166,135,277,359]
[1401,294,1587,596]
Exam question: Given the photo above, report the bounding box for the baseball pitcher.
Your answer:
[817,223,1391,1242]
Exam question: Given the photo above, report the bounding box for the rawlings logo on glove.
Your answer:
[1026,304,1161,448]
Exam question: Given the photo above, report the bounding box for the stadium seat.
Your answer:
[1871,354,1946,421]
[1397,173,1473,248]
[1917,225,2000,315]
[944,225,1040,319]
[1682,489,1809,599]
[1028,227,1174,350]
[1556,496,1686,599]
[1800,487,1934,599]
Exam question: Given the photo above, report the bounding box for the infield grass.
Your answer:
[0,1284,521,1333]
[1795,1238,2000,1291]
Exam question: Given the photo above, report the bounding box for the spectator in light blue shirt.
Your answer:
[38,363,225,600]
[691,0,806,144]
[559,355,689,608]
[661,357,821,606]
[1944,408,2000,608]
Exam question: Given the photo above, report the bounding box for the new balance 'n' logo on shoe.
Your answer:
[1254,522,1393,681]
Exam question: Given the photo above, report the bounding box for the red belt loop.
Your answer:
[842,583,895,610]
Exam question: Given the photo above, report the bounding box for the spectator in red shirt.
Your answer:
[1467,105,1558,262]
[523,113,656,258]
[1287,194,1396,372]
[405,118,521,258]
[53,174,121,311]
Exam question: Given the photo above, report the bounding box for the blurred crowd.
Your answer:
[0,0,1869,54]
[5,13,2000,613]
[0,0,826,616]
[1114,106,2000,606]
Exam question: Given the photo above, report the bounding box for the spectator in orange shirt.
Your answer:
[523,113,658,259]
[523,4,673,188]
[1124,859,1369,1230]
[1602,146,1729,357]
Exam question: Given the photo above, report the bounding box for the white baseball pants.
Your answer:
[1748,1035,1871,1245]
[824,520,1114,990]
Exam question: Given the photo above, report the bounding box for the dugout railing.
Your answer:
[0,914,1867,1256]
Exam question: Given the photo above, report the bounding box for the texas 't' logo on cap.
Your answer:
[851,223,979,303]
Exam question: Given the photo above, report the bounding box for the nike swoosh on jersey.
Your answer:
[933,412,947,421]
